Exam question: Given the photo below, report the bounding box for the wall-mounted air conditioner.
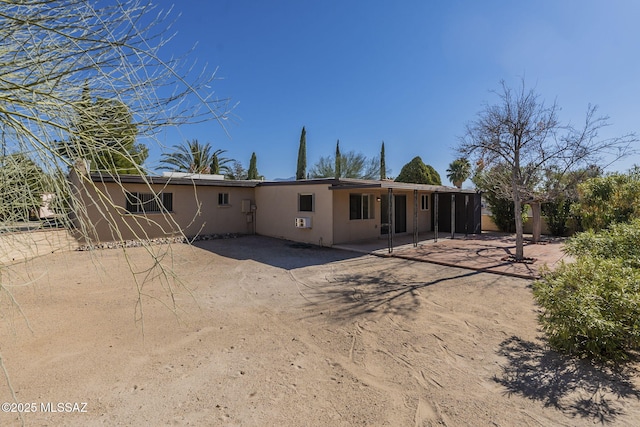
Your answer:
[295,217,312,229]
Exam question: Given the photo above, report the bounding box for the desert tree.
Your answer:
[0,152,49,222]
[1,0,233,234]
[57,84,148,174]
[310,150,379,179]
[296,126,307,180]
[226,161,247,180]
[446,158,471,188]
[0,0,235,397]
[459,79,635,260]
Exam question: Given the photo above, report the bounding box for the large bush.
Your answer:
[533,220,640,362]
[572,172,640,231]
[533,258,640,362]
[487,194,518,232]
[566,219,640,268]
[542,198,572,236]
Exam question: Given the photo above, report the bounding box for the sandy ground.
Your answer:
[1,235,639,426]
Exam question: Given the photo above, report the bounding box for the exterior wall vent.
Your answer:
[295,217,312,228]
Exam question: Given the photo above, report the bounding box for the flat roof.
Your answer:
[89,174,477,193]
[327,178,477,193]
[90,173,260,188]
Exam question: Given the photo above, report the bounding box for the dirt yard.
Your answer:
[1,235,639,426]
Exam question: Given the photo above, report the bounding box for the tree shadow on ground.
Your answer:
[307,266,487,322]
[495,336,640,424]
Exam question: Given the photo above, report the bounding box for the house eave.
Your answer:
[89,173,260,188]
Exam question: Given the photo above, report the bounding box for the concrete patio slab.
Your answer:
[334,232,572,279]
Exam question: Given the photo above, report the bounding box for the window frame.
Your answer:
[349,193,375,220]
[125,191,173,214]
[218,192,230,206]
[421,194,430,211]
[298,193,314,212]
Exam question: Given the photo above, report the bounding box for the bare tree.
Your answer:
[459,79,636,260]
[0,0,235,403]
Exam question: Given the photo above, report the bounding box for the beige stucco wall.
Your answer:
[332,190,380,244]
[332,190,433,245]
[69,171,255,243]
[481,214,551,235]
[70,171,443,246]
[254,183,334,246]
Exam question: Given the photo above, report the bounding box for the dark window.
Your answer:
[349,194,374,220]
[218,192,230,206]
[126,192,173,213]
[299,194,314,212]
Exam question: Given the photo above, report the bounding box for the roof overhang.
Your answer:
[87,174,478,193]
[327,178,477,193]
[89,173,260,188]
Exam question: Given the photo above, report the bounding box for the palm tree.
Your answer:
[159,139,232,174]
[446,158,471,188]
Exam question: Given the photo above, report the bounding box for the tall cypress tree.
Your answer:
[380,141,386,180]
[296,126,307,180]
[335,140,342,179]
[247,152,258,179]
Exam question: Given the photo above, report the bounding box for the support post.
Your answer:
[413,189,418,247]
[434,192,439,242]
[451,194,456,239]
[387,188,393,253]
[465,194,469,237]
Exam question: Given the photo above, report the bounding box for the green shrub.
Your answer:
[488,196,517,232]
[565,219,640,268]
[542,198,573,236]
[533,257,640,362]
[485,195,529,233]
[572,173,640,231]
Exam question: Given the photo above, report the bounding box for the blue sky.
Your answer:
[146,0,640,183]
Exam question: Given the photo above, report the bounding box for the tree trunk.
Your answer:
[512,149,524,261]
[513,192,525,260]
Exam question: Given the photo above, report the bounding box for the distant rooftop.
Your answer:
[162,171,225,181]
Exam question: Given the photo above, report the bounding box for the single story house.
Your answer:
[68,166,481,249]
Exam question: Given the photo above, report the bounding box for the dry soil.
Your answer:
[1,235,639,426]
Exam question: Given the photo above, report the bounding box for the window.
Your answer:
[349,193,374,220]
[218,192,230,206]
[421,194,430,211]
[126,192,173,213]
[298,193,314,212]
